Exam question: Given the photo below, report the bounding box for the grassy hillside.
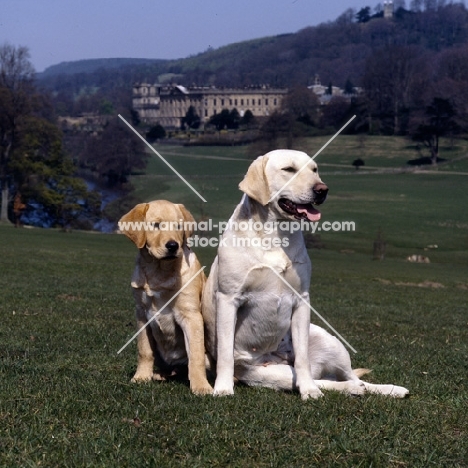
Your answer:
[133,136,468,264]
[1,136,467,466]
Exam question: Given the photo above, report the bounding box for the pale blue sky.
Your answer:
[1,0,377,72]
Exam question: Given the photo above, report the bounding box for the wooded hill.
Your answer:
[39,2,468,115]
[39,58,166,79]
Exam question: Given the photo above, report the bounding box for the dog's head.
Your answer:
[239,150,328,221]
[119,200,196,260]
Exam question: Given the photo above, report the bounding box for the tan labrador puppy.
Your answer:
[120,200,212,395]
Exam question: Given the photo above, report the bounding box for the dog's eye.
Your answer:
[312,167,318,173]
[282,166,296,173]
[152,222,160,229]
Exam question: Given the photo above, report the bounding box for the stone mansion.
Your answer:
[132,75,355,129]
[132,83,288,128]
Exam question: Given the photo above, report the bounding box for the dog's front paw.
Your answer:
[191,381,214,396]
[213,387,234,396]
[213,381,234,396]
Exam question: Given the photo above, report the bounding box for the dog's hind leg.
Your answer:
[359,381,409,398]
[314,379,366,396]
[234,363,323,399]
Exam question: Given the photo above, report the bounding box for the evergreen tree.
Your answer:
[182,105,201,130]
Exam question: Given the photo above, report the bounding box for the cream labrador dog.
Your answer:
[120,200,212,395]
[202,150,409,399]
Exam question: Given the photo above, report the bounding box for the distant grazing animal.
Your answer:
[407,254,430,263]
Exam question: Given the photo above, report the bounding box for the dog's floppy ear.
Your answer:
[177,204,196,240]
[238,155,270,205]
[119,203,149,248]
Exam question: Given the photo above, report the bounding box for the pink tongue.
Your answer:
[296,203,321,221]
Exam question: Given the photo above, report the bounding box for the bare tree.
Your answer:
[410,0,423,11]
[82,118,148,189]
[281,86,320,148]
[0,43,35,222]
[363,45,426,134]
[394,0,407,10]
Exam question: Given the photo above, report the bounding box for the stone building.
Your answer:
[132,83,160,122]
[133,83,288,128]
[307,75,347,104]
[384,0,394,19]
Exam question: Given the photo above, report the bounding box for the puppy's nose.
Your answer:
[165,240,179,253]
[313,183,329,203]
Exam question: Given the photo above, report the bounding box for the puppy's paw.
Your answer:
[131,373,153,383]
[191,382,214,396]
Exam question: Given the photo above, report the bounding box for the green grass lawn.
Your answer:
[1,226,466,467]
[1,135,467,466]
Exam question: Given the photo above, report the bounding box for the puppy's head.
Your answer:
[119,200,195,260]
[239,150,328,221]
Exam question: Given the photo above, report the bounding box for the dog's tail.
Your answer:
[353,368,372,378]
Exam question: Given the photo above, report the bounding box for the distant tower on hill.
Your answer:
[384,0,394,19]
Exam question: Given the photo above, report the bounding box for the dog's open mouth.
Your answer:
[278,198,321,221]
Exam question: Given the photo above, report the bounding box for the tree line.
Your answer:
[41,1,468,116]
[0,43,148,228]
[3,2,468,226]
[39,2,468,165]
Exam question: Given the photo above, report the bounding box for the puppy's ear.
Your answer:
[119,203,149,248]
[238,155,270,205]
[177,204,196,240]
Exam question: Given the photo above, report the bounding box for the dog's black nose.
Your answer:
[165,240,179,253]
[313,183,328,203]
